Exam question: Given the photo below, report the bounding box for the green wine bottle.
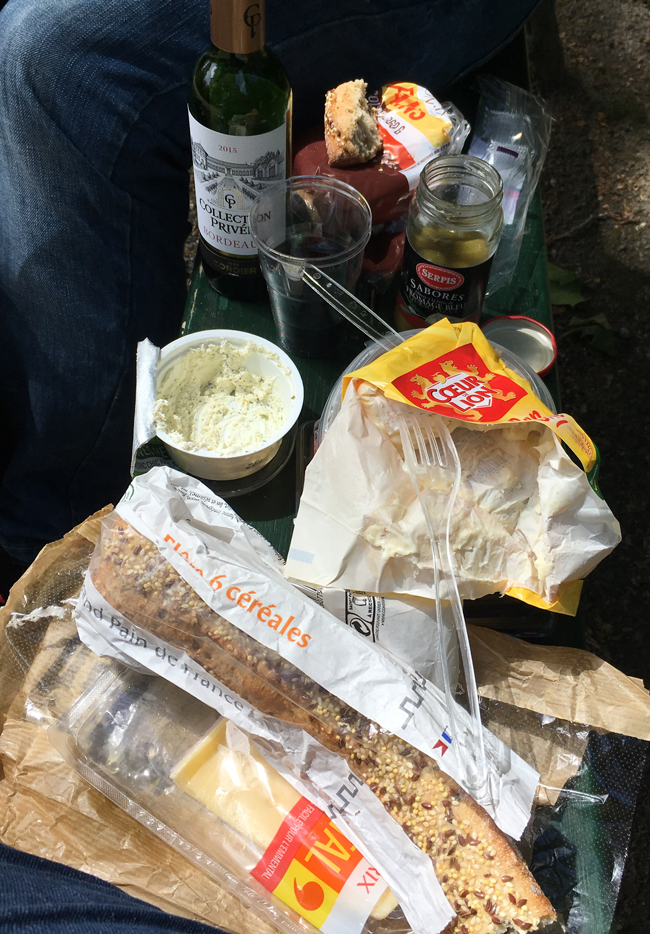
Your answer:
[189,0,292,300]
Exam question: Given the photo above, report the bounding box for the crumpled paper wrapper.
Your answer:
[0,509,272,934]
[469,625,650,741]
[1,506,647,924]
[285,381,621,613]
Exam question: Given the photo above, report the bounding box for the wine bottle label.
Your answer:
[398,237,494,326]
[189,109,287,259]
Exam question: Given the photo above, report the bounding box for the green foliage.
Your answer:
[547,263,584,306]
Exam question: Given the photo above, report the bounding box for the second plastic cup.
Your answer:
[250,176,372,358]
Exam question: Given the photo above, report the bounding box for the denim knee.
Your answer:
[0,0,205,180]
[0,0,204,562]
[0,0,68,179]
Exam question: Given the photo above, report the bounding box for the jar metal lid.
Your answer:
[481,315,557,378]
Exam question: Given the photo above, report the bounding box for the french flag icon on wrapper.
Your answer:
[433,729,453,756]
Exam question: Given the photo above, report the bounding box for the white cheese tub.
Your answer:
[155,329,304,481]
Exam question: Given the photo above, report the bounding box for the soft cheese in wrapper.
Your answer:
[286,320,620,615]
[373,82,470,189]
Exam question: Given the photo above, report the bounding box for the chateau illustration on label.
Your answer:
[192,140,285,213]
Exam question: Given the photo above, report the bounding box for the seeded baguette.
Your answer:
[91,516,556,934]
[325,78,383,166]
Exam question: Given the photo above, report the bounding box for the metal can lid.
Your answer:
[481,315,557,377]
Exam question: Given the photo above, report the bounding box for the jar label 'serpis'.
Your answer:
[188,109,287,258]
[399,238,493,325]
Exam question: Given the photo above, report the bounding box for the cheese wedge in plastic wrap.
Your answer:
[172,719,398,923]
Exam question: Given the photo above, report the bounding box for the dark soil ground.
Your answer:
[526,1,650,929]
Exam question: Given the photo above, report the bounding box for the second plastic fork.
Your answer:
[396,412,487,792]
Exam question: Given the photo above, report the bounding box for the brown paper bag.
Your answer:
[2,508,649,923]
[468,625,650,805]
[0,509,272,934]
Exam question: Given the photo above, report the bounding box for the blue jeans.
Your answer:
[0,0,539,564]
[0,842,225,934]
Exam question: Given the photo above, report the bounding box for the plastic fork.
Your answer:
[300,264,400,354]
[300,263,487,790]
[396,411,487,792]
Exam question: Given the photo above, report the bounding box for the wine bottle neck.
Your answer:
[210,0,266,54]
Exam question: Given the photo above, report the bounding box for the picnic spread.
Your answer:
[1,9,647,934]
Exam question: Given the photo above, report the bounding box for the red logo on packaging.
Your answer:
[392,344,526,422]
[377,125,415,169]
[251,796,383,929]
[416,263,465,290]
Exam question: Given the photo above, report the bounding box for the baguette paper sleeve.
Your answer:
[78,467,537,834]
[74,467,556,934]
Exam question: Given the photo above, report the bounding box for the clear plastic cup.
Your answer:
[250,176,371,358]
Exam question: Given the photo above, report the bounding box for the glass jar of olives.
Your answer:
[396,155,503,329]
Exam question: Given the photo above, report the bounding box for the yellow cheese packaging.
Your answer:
[49,666,408,934]
[344,319,599,484]
[172,719,398,930]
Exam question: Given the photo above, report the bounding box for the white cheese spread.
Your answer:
[154,340,288,455]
